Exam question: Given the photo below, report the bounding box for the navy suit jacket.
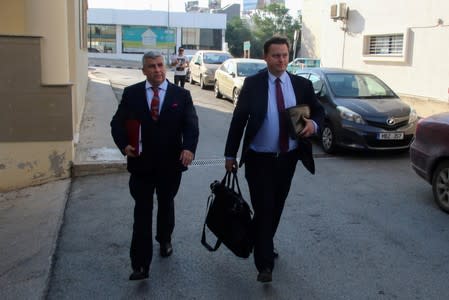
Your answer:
[224,70,324,173]
[111,80,199,174]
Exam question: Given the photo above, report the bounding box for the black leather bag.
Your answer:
[201,171,253,258]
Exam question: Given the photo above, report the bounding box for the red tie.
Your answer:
[275,78,289,153]
[151,86,160,121]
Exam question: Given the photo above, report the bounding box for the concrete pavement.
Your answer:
[1,58,448,300]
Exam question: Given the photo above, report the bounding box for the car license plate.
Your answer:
[377,132,404,140]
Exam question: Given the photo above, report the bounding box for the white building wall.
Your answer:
[301,0,449,102]
[88,9,226,29]
[88,8,227,61]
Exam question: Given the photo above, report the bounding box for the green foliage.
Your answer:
[226,3,301,60]
[225,17,251,58]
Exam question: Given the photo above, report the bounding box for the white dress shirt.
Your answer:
[250,71,299,153]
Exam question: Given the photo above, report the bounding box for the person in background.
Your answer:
[171,47,189,88]
[224,36,324,283]
[111,51,199,281]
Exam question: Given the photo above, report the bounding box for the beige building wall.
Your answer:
[0,0,25,34]
[300,0,449,103]
[0,0,88,192]
[68,0,89,141]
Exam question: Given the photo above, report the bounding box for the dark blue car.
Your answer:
[295,68,418,154]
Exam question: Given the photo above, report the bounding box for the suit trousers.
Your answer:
[128,170,182,270]
[244,150,298,272]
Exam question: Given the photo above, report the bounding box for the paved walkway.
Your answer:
[1,58,448,299]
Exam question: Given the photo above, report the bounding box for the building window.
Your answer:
[181,28,200,50]
[363,31,409,63]
[364,33,404,56]
[87,24,116,53]
[181,28,222,50]
[368,34,403,55]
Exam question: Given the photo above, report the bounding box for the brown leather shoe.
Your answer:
[160,242,173,257]
[129,267,149,281]
[257,268,272,283]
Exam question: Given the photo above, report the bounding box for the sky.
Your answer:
[88,0,302,16]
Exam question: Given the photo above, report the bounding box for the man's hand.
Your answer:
[180,150,194,167]
[225,158,238,172]
[299,117,315,138]
[124,145,137,157]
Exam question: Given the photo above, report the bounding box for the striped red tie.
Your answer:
[275,78,289,153]
[150,86,160,121]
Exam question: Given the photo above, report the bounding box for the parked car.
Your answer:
[287,58,320,74]
[296,68,418,153]
[188,50,233,89]
[410,112,449,213]
[214,58,267,105]
[88,47,101,53]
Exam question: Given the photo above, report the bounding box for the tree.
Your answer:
[225,17,251,58]
[251,3,301,59]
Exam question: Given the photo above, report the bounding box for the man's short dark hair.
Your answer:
[263,36,290,55]
[179,47,184,51]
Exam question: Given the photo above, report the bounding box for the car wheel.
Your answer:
[214,81,222,98]
[432,160,449,213]
[200,76,206,89]
[232,88,239,106]
[321,124,336,154]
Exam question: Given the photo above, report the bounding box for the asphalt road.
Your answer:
[46,66,449,300]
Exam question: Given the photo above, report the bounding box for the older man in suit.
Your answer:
[111,51,199,281]
[224,36,324,283]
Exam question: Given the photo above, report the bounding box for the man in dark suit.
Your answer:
[111,51,199,281]
[224,36,324,283]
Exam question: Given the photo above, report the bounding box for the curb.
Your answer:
[88,64,141,70]
[43,180,71,299]
[72,161,127,177]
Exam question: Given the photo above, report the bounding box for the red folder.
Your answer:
[125,120,140,156]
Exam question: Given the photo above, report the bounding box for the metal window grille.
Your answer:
[368,34,403,55]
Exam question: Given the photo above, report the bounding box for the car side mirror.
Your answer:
[195,61,200,65]
[230,72,236,77]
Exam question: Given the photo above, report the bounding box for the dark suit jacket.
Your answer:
[111,80,199,175]
[224,70,324,173]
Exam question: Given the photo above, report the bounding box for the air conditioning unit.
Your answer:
[330,3,348,20]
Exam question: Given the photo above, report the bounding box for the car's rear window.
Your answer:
[236,62,266,77]
[204,53,232,64]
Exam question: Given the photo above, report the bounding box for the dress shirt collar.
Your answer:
[145,79,168,91]
[267,71,289,84]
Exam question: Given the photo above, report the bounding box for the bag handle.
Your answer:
[231,170,243,196]
[201,193,222,252]
[221,170,242,196]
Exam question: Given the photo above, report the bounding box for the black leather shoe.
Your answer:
[257,268,272,283]
[129,268,149,281]
[273,248,279,259]
[160,242,173,257]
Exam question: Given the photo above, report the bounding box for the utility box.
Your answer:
[330,3,348,20]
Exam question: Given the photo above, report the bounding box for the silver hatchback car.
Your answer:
[214,58,267,105]
[188,50,232,89]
